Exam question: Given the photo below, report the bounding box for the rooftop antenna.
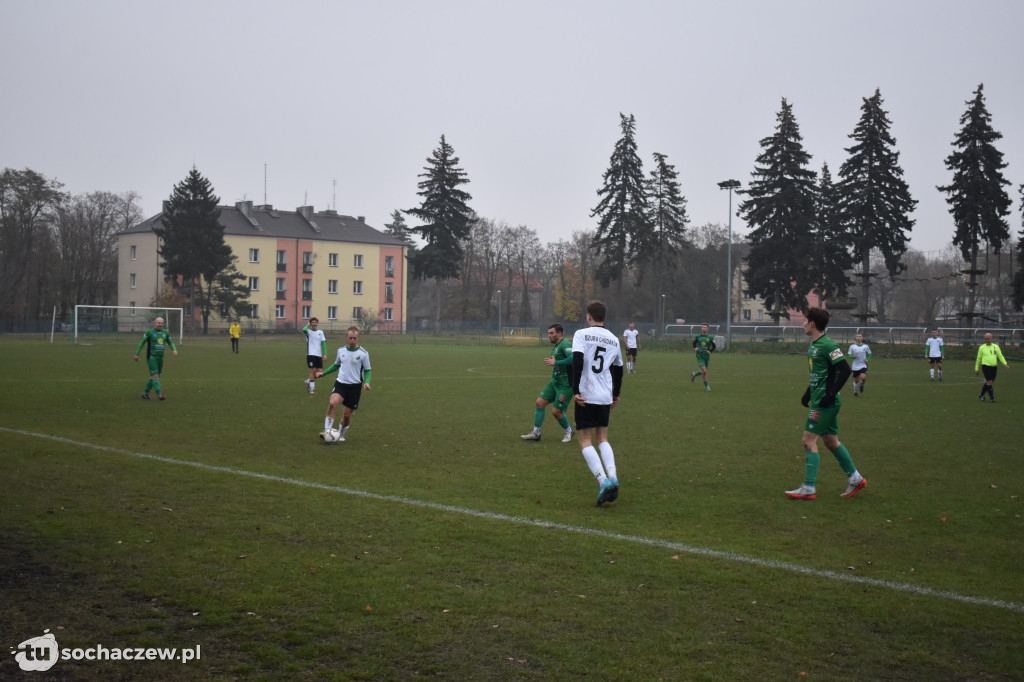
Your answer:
[333,179,337,211]
[304,190,308,205]
[263,163,267,205]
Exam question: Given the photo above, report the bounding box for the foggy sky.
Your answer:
[2,0,1022,256]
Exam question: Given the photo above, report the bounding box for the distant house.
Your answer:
[118,201,408,332]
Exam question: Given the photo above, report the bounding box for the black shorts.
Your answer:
[575,402,611,430]
[332,382,363,409]
[626,347,638,358]
[852,366,867,378]
[982,365,998,382]
[929,357,943,365]
[307,355,324,370]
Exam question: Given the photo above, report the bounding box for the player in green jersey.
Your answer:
[134,316,178,400]
[690,323,715,392]
[785,307,867,500]
[521,324,575,443]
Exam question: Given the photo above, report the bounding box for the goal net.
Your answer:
[73,305,184,345]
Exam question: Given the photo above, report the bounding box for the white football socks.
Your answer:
[581,446,607,484]
[598,442,617,480]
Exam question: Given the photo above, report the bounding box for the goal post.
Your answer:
[73,305,184,345]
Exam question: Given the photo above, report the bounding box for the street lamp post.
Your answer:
[660,293,666,339]
[717,179,741,351]
[496,289,502,339]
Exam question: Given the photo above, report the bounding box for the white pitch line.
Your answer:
[2,426,1022,614]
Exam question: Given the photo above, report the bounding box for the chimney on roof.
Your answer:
[162,200,170,214]
[297,206,321,233]
[357,216,365,223]
[236,200,253,217]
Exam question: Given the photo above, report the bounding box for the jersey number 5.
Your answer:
[591,346,607,373]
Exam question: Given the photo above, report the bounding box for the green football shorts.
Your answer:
[804,404,840,435]
[540,381,573,412]
[146,356,164,375]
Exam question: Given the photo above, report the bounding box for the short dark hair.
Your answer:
[586,300,607,323]
[347,326,360,334]
[548,323,563,334]
[310,317,319,324]
[805,307,830,331]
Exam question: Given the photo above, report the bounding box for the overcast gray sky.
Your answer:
[3,0,1022,256]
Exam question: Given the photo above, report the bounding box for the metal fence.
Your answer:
[665,324,1024,347]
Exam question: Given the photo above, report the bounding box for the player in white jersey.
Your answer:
[303,317,328,393]
[847,333,871,397]
[622,322,640,373]
[572,301,624,506]
[317,326,372,442]
[925,329,944,381]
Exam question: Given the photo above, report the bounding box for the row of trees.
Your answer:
[397,84,1024,334]
[0,168,143,329]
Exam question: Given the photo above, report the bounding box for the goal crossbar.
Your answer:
[74,305,184,345]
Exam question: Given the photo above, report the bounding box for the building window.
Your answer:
[130,245,137,260]
[130,273,137,288]
[302,279,313,300]
[329,253,338,267]
[385,255,394,277]
[353,281,363,295]
[249,304,259,319]
[249,277,259,291]
[757,310,764,321]
[354,254,363,268]
[328,279,338,294]
[277,250,287,272]
[275,305,286,319]
[249,248,260,263]
[327,306,338,321]
[276,277,286,292]
[302,305,311,319]
[352,306,362,320]
[384,307,393,321]
[743,309,751,321]
[384,281,393,303]
[303,251,313,273]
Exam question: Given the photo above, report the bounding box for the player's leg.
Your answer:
[937,360,943,380]
[929,359,935,380]
[551,389,573,442]
[787,422,822,500]
[701,360,710,390]
[823,431,867,497]
[324,389,342,433]
[860,369,867,394]
[594,425,619,502]
[575,406,612,504]
[148,357,164,398]
[523,385,555,440]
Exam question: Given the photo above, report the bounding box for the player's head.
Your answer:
[547,323,563,343]
[309,317,319,329]
[856,333,864,344]
[984,332,993,344]
[347,326,360,347]
[931,328,939,337]
[804,307,830,334]
[154,317,165,330]
[701,323,709,334]
[628,322,635,330]
[585,300,607,324]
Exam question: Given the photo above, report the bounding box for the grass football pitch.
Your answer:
[1,335,1022,681]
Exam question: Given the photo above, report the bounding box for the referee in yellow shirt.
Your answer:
[229,319,242,354]
[975,333,1008,402]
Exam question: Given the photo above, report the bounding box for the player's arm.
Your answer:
[362,368,372,388]
[134,334,146,358]
[708,338,716,353]
[866,347,872,360]
[975,347,983,373]
[553,354,573,366]
[302,323,310,338]
[820,358,852,407]
[320,363,338,378]
[320,337,327,357]
[572,351,585,402]
[611,363,623,400]
[166,335,177,353]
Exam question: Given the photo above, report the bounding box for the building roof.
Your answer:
[121,201,406,248]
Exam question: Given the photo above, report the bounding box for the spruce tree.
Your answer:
[811,163,853,304]
[1013,184,1024,311]
[591,113,649,297]
[384,209,416,247]
[739,98,818,324]
[836,88,917,323]
[642,152,690,310]
[404,135,473,333]
[153,167,231,333]
[937,84,1013,323]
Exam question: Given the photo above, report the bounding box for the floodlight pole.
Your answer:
[496,289,502,339]
[718,179,741,351]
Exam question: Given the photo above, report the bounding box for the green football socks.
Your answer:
[831,444,856,477]
[804,451,820,486]
[534,408,546,429]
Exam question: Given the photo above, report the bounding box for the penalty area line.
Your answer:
[2,426,1022,614]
